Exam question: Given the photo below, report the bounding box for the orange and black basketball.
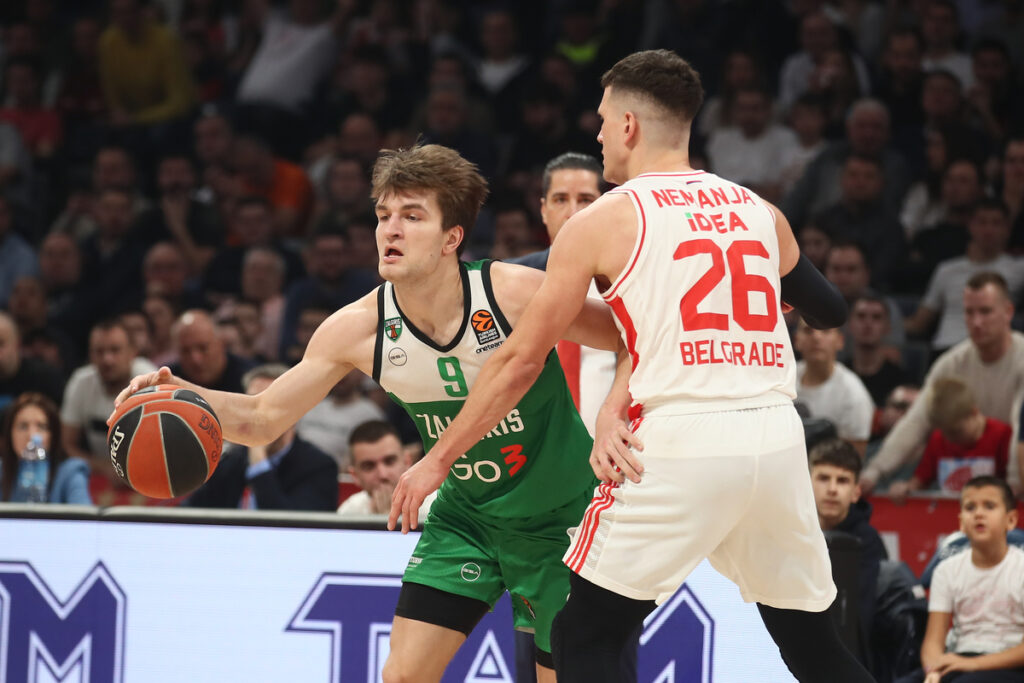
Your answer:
[471,310,494,332]
[106,384,223,499]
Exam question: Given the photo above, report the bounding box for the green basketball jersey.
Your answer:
[372,260,596,519]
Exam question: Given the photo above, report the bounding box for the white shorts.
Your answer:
[564,403,836,610]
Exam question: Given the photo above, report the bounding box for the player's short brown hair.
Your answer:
[601,50,705,123]
[926,377,977,432]
[371,144,489,256]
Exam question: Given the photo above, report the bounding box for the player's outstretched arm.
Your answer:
[769,202,848,329]
[111,294,377,446]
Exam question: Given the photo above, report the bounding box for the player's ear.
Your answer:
[852,483,861,503]
[1008,508,1019,530]
[442,225,464,255]
[623,110,638,143]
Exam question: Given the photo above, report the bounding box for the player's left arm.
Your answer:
[488,261,620,351]
[388,203,612,533]
[768,201,848,329]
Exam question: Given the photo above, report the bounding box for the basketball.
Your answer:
[107,384,223,499]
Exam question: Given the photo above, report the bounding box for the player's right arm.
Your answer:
[111,293,379,446]
[768,202,848,329]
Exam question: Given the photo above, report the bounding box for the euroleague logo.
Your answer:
[471,309,500,346]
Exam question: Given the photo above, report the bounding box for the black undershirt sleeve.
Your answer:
[780,254,849,329]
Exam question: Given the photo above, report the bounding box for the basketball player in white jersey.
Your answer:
[389,51,875,682]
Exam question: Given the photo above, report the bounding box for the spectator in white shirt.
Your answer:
[795,318,875,457]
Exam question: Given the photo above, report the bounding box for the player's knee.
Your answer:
[381,655,420,683]
[553,573,653,647]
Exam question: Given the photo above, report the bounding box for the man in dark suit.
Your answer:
[185,363,338,510]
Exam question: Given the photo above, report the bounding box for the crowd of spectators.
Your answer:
[1,0,1024,674]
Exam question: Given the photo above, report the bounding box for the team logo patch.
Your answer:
[384,316,403,341]
[460,562,482,582]
[470,310,500,345]
[388,347,408,366]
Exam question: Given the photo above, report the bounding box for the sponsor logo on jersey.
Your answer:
[460,562,482,582]
[388,347,408,366]
[471,310,500,345]
[384,316,403,341]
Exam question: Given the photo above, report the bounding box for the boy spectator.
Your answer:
[889,378,1011,500]
[795,318,876,456]
[810,438,888,670]
[896,477,1024,682]
[185,363,338,511]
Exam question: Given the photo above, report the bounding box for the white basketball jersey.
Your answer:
[603,171,797,417]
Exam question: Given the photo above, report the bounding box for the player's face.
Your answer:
[811,464,860,529]
[350,435,408,491]
[540,168,601,240]
[596,88,627,185]
[964,284,1012,351]
[11,404,50,455]
[375,191,457,283]
[960,485,1017,545]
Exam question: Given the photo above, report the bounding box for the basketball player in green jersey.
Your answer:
[113,144,623,682]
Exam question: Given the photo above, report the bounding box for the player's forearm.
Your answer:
[428,349,545,468]
[600,346,633,421]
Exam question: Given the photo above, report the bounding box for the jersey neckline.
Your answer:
[389,262,472,353]
[635,170,707,178]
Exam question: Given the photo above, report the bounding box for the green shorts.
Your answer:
[401,488,592,653]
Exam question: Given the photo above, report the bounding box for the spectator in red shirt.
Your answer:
[889,377,1011,500]
[0,56,61,159]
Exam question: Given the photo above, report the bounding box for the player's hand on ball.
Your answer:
[111,366,175,418]
[388,455,449,533]
[590,413,644,484]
